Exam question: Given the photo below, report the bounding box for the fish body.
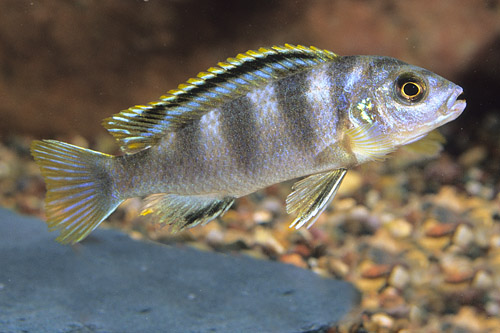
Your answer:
[31,45,466,244]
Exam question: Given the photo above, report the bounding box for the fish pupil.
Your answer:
[402,82,420,97]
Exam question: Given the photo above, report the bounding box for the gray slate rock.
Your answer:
[0,208,359,333]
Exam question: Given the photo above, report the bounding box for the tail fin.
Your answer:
[31,140,124,244]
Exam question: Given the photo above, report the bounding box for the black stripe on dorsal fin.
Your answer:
[103,44,338,154]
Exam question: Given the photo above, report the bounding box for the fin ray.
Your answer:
[140,193,234,232]
[346,123,396,162]
[31,140,124,244]
[286,169,347,229]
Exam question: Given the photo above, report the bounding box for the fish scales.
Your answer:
[116,63,345,198]
[30,44,466,244]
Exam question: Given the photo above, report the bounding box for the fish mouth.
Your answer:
[444,86,466,121]
[432,86,466,129]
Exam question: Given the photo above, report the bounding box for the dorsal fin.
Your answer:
[103,44,338,153]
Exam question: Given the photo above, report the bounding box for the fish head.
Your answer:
[348,56,466,147]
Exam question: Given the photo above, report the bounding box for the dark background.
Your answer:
[0,0,499,146]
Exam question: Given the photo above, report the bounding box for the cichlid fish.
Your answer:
[31,44,466,244]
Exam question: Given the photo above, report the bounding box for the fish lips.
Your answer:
[445,86,466,120]
[435,86,466,126]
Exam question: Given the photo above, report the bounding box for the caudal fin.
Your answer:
[31,140,124,244]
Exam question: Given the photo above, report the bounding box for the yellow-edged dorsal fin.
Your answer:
[103,44,338,153]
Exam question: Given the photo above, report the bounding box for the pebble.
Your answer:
[444,271,474,285]
[404,249,430,269]
[361,263,391,279]
[452,307,483,332]
[379,286,405,309]
[432,186,464,213]
[254,227,285,255]
[292,243,312,257]
[424,155,462,183]
[385,218,413,238]
[356,262,390,292]
[419,221,454,252]
[409,304,423,324]
[490,235,500,249]
[325,257,350,278]
[388,265,410,289]
[365,189,380,209]
[472,270,493,290]
[279,253,308,269]
[452,224,474,247]
[470,207,495,227]
[310,266,331,278]
[465,180,487,197]
[349,205,370,221]
[485,300,500,316]
[205,228,224,244]
[424,220,456,237]
[370,229,406,254]
[337,170,362,196]
[473,227,490,248]
[334,198,357,211]
[459,146,487,167]
[0,161,10,178]
[252,210,273,224]
[371,312,395,329]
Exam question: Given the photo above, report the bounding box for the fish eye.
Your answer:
[395,73,426,103]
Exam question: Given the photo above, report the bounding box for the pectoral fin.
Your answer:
[286,168,347,229]
[401,129,445,157]
[345,123,396,162]
[141,193,234,232]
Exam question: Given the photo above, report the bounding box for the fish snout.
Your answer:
[443,86,466,120]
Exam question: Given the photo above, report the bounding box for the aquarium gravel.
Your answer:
[2,120,500,332]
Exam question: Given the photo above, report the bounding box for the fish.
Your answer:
[30,44,466,244]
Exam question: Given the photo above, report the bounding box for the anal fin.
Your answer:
[286,169,347,229]
[141,193,234,232]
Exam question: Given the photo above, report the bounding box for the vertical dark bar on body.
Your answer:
[220,96,260,173]
[276,72,318,152]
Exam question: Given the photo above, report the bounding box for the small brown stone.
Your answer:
[361,264,392,279]
[425,222,457,237]
[444,271,474,284]
[279,253,308,269]
[379,286,405,309]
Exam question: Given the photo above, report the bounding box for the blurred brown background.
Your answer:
[0,0,499,143]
